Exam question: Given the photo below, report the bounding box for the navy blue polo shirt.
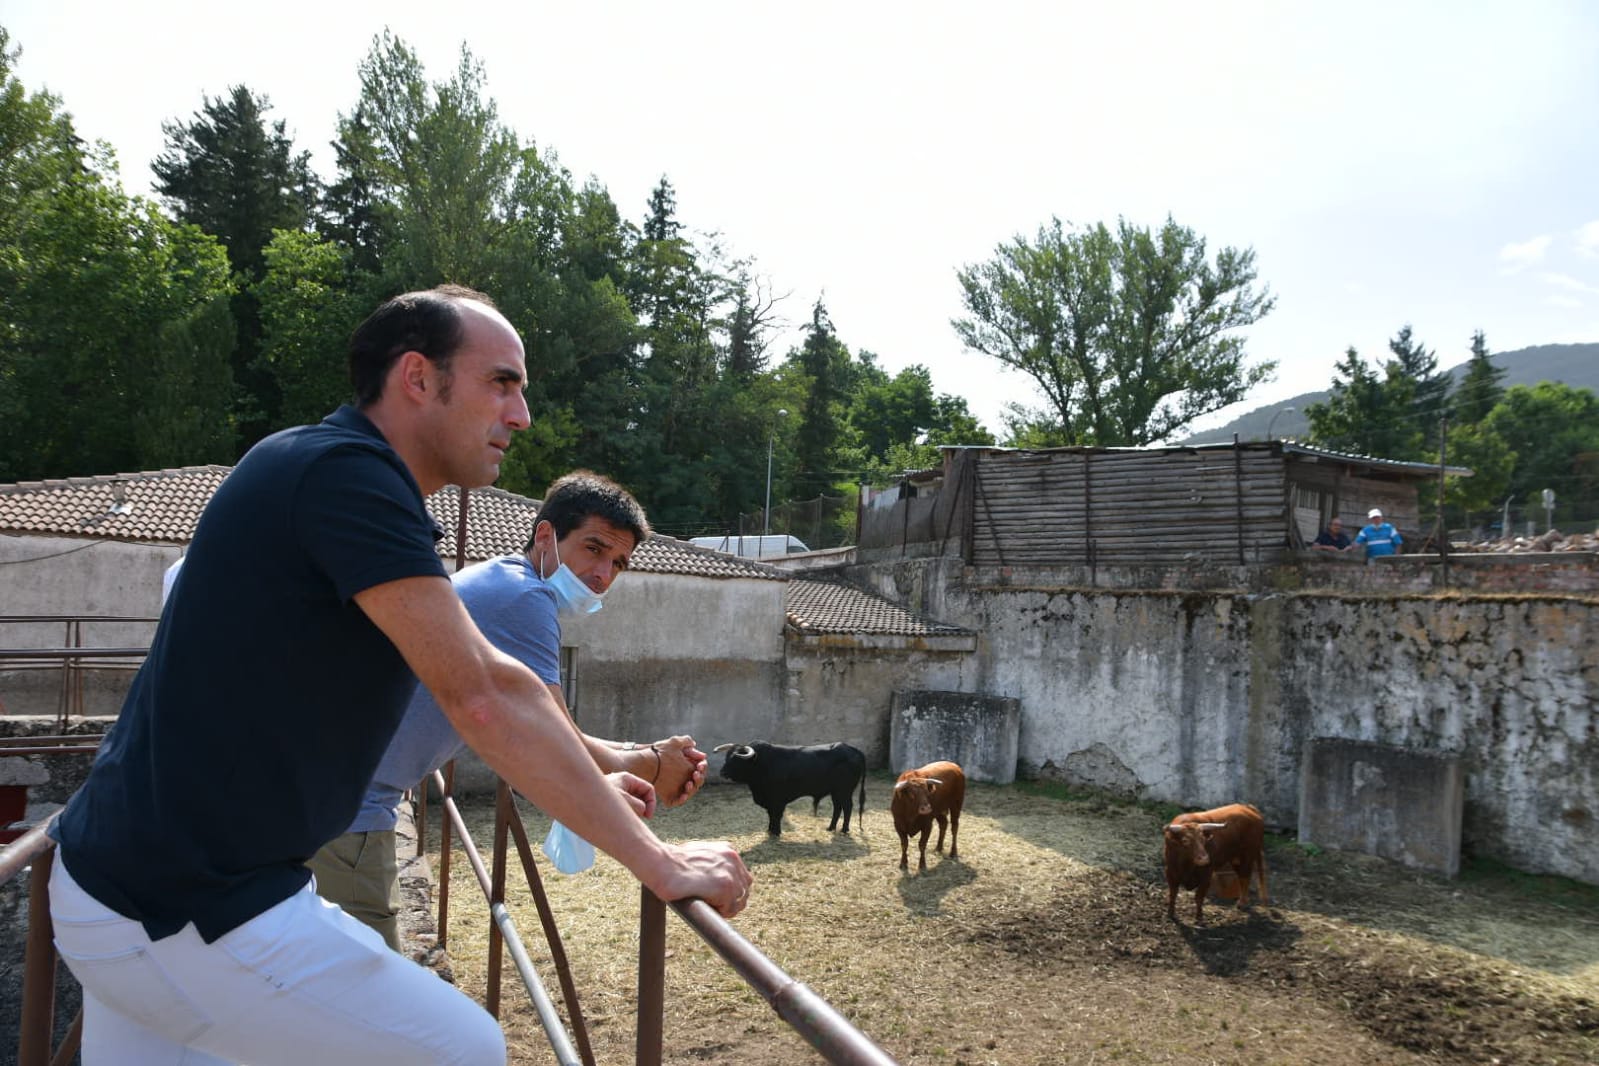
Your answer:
[52,406,448,942]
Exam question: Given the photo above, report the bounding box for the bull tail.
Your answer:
[857,772,866,828]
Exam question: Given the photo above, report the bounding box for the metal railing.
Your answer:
[0,616,156,726]
[422,766,899,1066]
[0,733,101,1066]
[2,745,897,1066]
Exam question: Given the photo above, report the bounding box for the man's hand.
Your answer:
[651,840,753,919]
[649,735,708,808]
[606,771,658,819]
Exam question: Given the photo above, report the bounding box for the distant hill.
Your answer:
[1180,342,1599,445]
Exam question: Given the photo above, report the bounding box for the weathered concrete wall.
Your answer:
[889,690,1020,783]
[783,639,978,765]
[1,536,169,717]
[560,572,787,750]
[1300,738,1465,876]
[841,554,1599,884]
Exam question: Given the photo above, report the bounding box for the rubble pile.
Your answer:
[1453,528,1599,554]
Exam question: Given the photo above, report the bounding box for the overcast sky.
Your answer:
[6,1,1597,436]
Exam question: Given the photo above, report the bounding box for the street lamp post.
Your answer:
[1266,406,1296,440]
[764,409,788,537]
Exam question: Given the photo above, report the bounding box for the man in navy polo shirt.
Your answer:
[48,286,753,1065]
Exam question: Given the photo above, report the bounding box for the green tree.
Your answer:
[152,84,319,445]
[1,179,235,480]
[953,215,1275,445]
[791,298,853,494]
[319,104,395,275]
[1480,382,1599,527]
[1387,324,1450,449]
[1452,330,1505,424]
[252,229,373,426]
[353,32,520,286]
[152,86,318,280]
[1442,420,1514,529]
[1304,346,1425,460]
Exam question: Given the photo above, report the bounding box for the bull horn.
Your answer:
[711,743,735,753]
[925,778,943,788]
[731,744,755,759]
[1196,822,1227,830]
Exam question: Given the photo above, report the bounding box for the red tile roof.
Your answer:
[784,578,972,637]
[0,466,784,581]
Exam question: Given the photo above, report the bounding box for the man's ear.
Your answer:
[394,350,432,403]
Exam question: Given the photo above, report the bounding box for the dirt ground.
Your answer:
[430,775,1599,1065]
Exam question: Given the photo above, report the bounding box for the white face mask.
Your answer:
[537,546,605,616]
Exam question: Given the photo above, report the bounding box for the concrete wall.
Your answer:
[0,536,171,717]
[782,636,978,765]
[559,571,787,751]
[841,554,1599,884]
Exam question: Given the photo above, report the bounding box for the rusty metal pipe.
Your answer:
[668,897,899,1066]
[18,849,56,1066]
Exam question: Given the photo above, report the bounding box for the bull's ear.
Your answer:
[926,778,942,794]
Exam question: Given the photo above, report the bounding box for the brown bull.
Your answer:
[891,761,965,872]
[1163,802,1270,923]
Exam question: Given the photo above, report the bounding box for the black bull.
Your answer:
[713,741,866,836]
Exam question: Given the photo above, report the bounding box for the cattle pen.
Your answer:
[431,775,1599,1066]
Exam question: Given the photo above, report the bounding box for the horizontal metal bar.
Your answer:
[491,902,581,1066]
[0,817,60,885]
[669,898,898,1065]
[426,771,583,1063]
[0,649,150,660]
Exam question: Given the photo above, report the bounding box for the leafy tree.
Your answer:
[252,229,373,426]
[152,84,319,445]
[352,32,520,286]
[1480,382,1599,527]
[953,215,1275,445]
[152,86,318,280]
[1442,420,1514,529]
[1304,346,1425,460]
[723,265,784,380]
[319,104,395,275]
[791,298,853,493]
[1387,324,1450,450]
[1452,330,1505,424]
[0,36,236,480]
[1,178,235,480]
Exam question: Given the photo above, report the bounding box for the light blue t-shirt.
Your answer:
[347,553,561,832]
[1355,521,1403,558]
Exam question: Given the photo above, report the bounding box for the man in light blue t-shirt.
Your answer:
[1355,507,1403,560]
[309,471,708,949]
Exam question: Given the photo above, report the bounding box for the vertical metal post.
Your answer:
[635,886,667,1066]
[1437,417,1450,587]
[1233,435,1247,565]
[487,782,511,1018]
[436,761,455,950]
[19,850,56,1066]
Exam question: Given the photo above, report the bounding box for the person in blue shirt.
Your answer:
[309,470,708,950]
[48,286,752,1065]
[1355,507,1403,558]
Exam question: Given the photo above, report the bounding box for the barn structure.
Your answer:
[859,440,1472,568]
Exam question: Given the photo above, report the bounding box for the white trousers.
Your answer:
[50,854,505,1065]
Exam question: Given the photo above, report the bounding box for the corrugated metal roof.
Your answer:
[784,578,971,637]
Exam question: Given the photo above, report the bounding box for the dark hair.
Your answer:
[528,470,651,550]
[348,285,498,407]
